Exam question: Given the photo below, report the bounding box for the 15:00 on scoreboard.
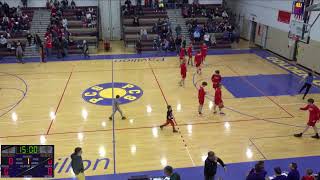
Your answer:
[1,145,54,178]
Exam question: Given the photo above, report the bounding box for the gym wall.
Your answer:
[227,0,320,70]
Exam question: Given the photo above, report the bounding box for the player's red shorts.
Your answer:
[202,53,207,58]
[212,83,219,89]
[214,99,223,106]
[199,98,204,105]
[196,63,201,67]
[188,54,192,58]
[181,71,186,79]
[308,120,318,127]
[180,56,184,60]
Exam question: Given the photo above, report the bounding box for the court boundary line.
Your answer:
[147,58,196,166]
[0,116,294,139]
[45,66,74,135]
[226,65,295,118]
[249,138,268,160]
[0,72,28,118]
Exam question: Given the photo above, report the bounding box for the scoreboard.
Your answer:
[293,1,305,16]
[1,145,54,178]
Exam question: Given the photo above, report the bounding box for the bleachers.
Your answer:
[46,6,99,55]
[182,4,232,50]
[63,7,99,48]
[0,8,34,57]
[122,6,169,50]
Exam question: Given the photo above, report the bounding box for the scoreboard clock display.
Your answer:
[1,145,54,178]
[293,1,305,16]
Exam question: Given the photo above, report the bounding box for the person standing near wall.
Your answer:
[299,72,314,100]
[16,42,24,64]
[71,147,85,180]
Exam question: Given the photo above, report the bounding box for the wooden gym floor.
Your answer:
[0,49,320,179]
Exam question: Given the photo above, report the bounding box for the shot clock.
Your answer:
[1,145,54,178]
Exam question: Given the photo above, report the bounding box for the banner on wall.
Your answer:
[278,10,291,24]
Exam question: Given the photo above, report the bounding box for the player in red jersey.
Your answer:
[198,82,208,115]
[187,43,193,66]
[160,105,178,133]
[211,70,222,89]
[195,50,203,74]
[201,43,208,64]
[179,47,185,61]
[294,98,320,139]
[213,84,225,115]
[180,58,187,87]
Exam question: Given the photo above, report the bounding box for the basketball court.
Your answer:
[1,48,320,179]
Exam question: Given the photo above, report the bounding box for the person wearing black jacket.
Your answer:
[71,147,85,180]
[204,151,226,180]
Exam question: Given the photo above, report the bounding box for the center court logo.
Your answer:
[82,82,144,106]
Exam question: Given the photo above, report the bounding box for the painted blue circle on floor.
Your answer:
[82,82,143,106]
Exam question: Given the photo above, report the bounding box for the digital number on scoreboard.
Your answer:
[1,145,54,178]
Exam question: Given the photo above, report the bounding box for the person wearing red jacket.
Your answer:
[195,50,203,74]
[45,36,52,57]
[201,43,208,64]
[187,43,193,66]
[180,58,187,87]
[294,98,320,139]
[179,47,185,61]
[211,70,222,89]
[198,81,208,115]
[213,84,225,115]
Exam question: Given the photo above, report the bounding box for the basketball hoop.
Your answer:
[288,35,299,48]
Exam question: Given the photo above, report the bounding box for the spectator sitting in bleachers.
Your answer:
[152,23,158,33]
[203,32,210,45]
[61,0,69,9]
[302,169,315,180]
[175,24,182,37]
[140,28,147,40]
[210,32,216,46]
[222,10,229,19]
[158,0,165,12]
[133,14,139,26]
[193,29,201,42]
[21,0,28,8]
[62,17,68,29]
[168,36,176,51]
[26,31,32,46]
[75,8,82,20]
[161,38,169,52]
[70,0,76,9]
[0,35,7,48]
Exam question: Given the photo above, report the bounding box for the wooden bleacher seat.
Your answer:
[71,36,97,44]
[123,18,166,26]
[124,34,158,43]
[123,13,167,19]
[123,26,153,34]
[68,28,97,34]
